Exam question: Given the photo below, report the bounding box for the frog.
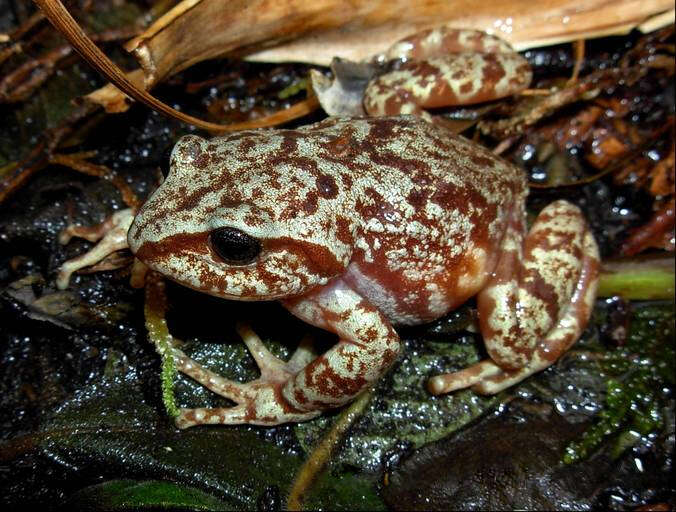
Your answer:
[56,115,600,427]
[55,25,598,427]
[311,26,532,119]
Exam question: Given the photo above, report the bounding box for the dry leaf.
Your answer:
[90,0,673,111]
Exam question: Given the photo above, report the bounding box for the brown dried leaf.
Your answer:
[585,132,631,169]
[612,122,674,198]
[621,198,676,255]
[648,142,675,196]
[133,0,674,75]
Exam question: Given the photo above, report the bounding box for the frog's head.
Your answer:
[128,133,356,300]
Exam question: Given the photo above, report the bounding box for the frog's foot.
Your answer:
[428,201,600,395]
[56,208,135,289]
[174,323,322,428]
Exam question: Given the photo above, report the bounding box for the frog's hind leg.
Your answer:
[428,200,600,395]
[174,324,322,427]
[364,27,532,118]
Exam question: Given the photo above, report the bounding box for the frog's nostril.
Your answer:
[209,227,261,265]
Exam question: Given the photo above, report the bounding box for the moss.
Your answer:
[144,274,180,418]
[564,302,674,464]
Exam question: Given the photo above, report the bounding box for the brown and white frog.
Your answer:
[313,26,532,119]
[56,29,599,427]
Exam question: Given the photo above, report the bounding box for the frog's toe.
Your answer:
[469,367,536,394]
[427,360,502,395]
[428,361,539,395]
[175,400,320,428]
[176,402,320,428]
[173,374,322,427]
[235,322,298,381]
[173,348,252,403]
[175,402,321,427]
[175,406,248,428]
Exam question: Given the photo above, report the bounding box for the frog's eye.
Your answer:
[209,227,261,265]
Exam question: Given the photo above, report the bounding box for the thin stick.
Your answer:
[568,39,585,83]
[286,388,374,510]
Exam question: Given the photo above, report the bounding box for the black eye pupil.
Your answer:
[209,227,261,265]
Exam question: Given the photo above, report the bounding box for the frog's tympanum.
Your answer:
[56,28,599,427]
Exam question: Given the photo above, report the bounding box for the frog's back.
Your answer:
[154,116,526,324]
[317,117,527,325]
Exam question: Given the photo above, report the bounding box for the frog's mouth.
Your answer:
[130,233,256,300]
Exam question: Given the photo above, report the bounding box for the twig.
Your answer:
[286,388,374,510]
[568,39,585,83]
[598,253,675,300]
[620,199,676,257]
[48,152,141,209]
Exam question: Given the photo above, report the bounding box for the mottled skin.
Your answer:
[55,28,600,427]
[122,116,597,426]
[364,27,532,117]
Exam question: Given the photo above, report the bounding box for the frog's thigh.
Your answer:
[428,201,599,395]
[385,27,516,62]
[482,200,595,369]
[363,52,530,117]
[282,280,401,410]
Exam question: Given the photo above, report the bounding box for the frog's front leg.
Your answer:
[174,325,323,427]
[56,208,135,289]
[364,27,532,118]
[176,280,401,427]
[428,200,600,395]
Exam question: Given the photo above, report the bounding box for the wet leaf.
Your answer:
[382,411,597,510]
[64,479,232,511]
[36,376,299,508]
[295,332,497,471]
[307,471,386,511]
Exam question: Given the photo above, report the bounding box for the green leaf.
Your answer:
[307,472,386,511]
[64,480,231,511]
